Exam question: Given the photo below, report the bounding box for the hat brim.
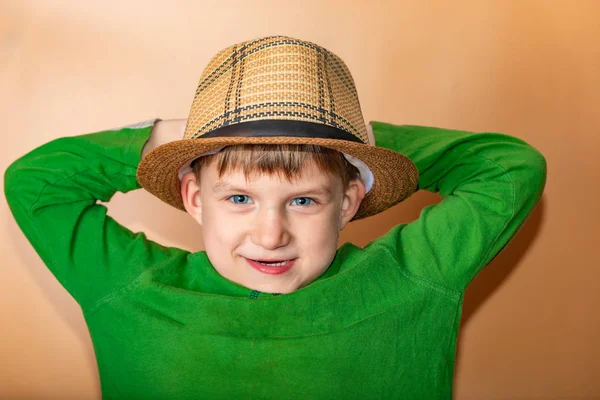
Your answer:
[136,136,419,221]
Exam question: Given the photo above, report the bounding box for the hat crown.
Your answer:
[183,35,369,144]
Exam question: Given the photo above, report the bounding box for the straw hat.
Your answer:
[137,35,418,220]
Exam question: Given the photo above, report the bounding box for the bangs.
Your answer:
[191,144,360,187]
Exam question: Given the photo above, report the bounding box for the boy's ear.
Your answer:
[339,178,367,230]
[180,171,203,223]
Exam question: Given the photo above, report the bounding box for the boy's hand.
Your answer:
[366,122,375,145]
[141,119,187,158]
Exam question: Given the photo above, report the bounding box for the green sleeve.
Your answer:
[369,121,547,292]
[4,119,189,310]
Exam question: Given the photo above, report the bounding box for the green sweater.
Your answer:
[4,119,546,399]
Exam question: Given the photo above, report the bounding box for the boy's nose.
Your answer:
[250,209,291,250]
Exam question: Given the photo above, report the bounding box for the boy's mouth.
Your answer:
[254,260,291,267]
[245,258,296,275]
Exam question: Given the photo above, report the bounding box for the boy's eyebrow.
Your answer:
[212,181,333,197]
[212,181,237,193]
[291,184,333,197]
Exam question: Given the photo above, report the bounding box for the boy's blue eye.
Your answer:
[229,195,251,204]
[291,197,313,206]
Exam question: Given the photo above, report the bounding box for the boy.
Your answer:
[4,35,546,399]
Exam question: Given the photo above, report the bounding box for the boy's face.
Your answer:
[181,157,365,294]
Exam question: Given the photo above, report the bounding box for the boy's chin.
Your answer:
[245,281,297,294]
[243,276,309,294]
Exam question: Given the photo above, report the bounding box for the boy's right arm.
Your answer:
[370,122,547,293]
[4,119,188,310]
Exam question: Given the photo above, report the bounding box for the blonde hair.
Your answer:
[191,144,360,188]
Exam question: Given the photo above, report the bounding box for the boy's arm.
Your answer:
[370,122,547,292]
[4,119,188,310]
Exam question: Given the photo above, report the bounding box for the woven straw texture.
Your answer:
[137,35,419,220]
[184,35,369,143]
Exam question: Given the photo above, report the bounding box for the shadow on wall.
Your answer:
[454,196,547,382]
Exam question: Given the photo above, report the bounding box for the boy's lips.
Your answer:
[245,257,296,275]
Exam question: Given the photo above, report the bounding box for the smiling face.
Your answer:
[180,146,366,294]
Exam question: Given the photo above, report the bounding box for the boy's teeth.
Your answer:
[257,260,289,267]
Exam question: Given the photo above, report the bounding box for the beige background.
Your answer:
[1,1,598,399]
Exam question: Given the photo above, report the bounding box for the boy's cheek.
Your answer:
[203,212,240,232]
[205,211,254,240]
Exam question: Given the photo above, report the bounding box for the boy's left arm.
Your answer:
[370,122,547,292]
